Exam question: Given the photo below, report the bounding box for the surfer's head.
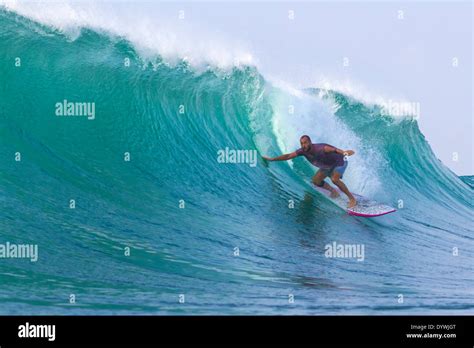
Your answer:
[300,135,312,152]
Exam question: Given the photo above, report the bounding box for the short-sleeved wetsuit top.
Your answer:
[295,143,344,170]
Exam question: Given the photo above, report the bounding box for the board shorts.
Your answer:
[320,160,348,179]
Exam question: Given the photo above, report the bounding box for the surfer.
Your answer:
[262,135,357,208]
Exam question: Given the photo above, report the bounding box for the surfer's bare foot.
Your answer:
[348,198,357,208]
[330,190,340,198]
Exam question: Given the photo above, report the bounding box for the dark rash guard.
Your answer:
[296,143,344,169]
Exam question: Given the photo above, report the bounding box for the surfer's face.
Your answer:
[300,137,311,151]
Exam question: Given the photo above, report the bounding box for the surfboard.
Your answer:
[313,185,396,217]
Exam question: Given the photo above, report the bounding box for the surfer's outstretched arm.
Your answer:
[262,152,298,162]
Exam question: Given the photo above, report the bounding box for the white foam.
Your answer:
[314,77,419,119]
[0,0,256,70]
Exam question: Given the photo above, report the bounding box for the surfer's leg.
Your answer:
[330,171,356,208]
[312,170,339,198]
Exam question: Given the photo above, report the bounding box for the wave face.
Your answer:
[0,10,473,314]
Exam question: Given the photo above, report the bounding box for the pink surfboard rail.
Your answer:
[347,209,397,218]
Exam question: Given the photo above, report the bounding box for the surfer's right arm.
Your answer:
[262,152,298,162]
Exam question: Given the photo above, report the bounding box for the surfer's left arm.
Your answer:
[324,145,355,156]
[262,152,298,162]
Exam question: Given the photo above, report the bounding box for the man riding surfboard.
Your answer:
[262,135,357,208]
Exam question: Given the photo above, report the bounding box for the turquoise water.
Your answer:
[0,10,473,315]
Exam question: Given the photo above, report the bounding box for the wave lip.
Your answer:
[0,0,257,70]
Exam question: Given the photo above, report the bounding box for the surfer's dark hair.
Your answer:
[300,135,311,142]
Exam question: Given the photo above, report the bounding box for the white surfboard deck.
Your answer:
[313,185,396,217]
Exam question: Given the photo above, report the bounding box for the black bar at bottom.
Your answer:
[0,315,472,346]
